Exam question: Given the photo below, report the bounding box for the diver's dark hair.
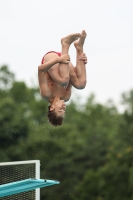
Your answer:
[47,105,64,126]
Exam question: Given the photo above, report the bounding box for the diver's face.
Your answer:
[50,100,66,117]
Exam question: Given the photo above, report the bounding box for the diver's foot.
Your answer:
[74,30,87,51]
[61,33,81,48]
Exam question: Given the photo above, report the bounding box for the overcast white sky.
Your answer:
[0,0,133,106]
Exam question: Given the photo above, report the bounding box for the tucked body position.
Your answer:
[38,30,88,126]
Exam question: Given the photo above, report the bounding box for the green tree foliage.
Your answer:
[0,65,14,89]
[73,163,131,200]
[0,65,133,199]
[72,91,133,200]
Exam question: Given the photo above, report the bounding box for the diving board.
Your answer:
[0,178,60,197]
[0,160,40,199]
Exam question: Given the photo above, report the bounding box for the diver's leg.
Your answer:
[47,33,81,86]
[69,30,87,89]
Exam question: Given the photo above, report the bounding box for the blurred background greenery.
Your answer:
[0,65,133,200]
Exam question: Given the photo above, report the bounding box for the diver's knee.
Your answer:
[78,79,87,89]
[60,76,69,86]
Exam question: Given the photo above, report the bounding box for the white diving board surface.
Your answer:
[0,178,60,197]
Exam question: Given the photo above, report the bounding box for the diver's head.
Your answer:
[47,99,66,126]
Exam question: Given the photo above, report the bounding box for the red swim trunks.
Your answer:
[41,51,61,64]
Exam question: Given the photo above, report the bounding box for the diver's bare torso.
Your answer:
[38,71,72,103]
